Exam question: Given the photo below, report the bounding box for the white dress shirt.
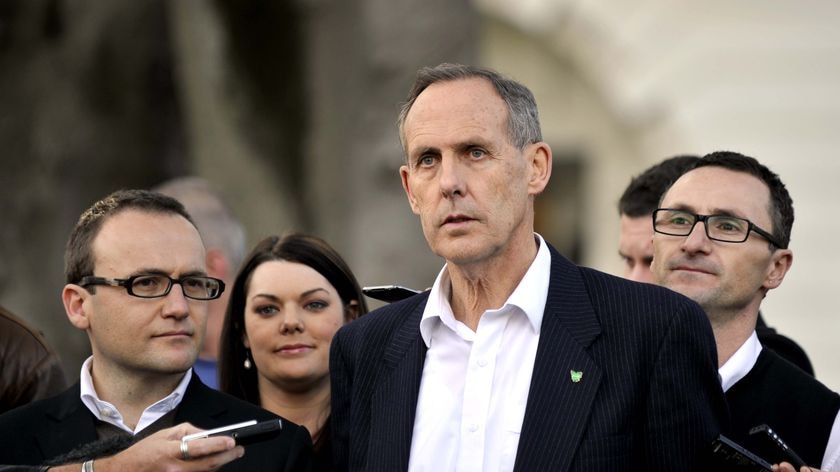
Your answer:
[79,356,192,434]
[408,234,551,472]
[720,332,840,471]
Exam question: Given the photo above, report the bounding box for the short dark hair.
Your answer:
[218,233,369,405]
[691,151,793,249]
[396,63,542,155]
[64,189,194,285]
[618,155,700,217]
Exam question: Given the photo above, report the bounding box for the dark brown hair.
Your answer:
[64,189,194,285]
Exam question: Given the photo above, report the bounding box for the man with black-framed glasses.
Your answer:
[0,189,311,471]
[651,151,840,471]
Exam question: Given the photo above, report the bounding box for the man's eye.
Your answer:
[182,278,203,289]
[134,276,161,288]
[469,149,486,159]
[670,216,691,226]
[418,155,436,167]
[715,218,744,232]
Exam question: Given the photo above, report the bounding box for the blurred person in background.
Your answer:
[219,233,368,471]
[0,304,67,414]
[154,177,247,389]
[618,155,699,284]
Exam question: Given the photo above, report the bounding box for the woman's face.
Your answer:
[243,260,350,392]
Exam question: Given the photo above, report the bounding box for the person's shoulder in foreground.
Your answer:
[0,374,312,471]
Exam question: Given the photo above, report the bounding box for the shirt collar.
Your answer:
[419,233,551,347]
[79,356,192,433]
[718,330,762,392]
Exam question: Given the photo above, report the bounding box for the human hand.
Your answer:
[51,423,244,472]
[771,462,819,472]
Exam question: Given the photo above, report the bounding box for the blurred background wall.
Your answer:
[1,0,837,391]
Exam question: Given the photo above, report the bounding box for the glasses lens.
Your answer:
[130,275,170,297]
[655,210,696,235]
[181,276,220,300]
[706,215,749,242]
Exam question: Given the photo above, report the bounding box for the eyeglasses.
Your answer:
[653,208,785,248]
[78,274,225,300]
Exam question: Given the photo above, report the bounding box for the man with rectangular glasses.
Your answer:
[651,151,840,471]
[0,189,311,470]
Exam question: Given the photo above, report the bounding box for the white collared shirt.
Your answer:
[79,356,192,434]
[408,234,551,472]
[720,332,840,471]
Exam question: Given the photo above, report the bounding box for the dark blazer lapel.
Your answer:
[367,298,427,471]
[174,373,229,425]
[38,383,98,461]
[514,248,603,472]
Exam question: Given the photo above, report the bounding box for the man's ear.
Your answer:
[206,248,230,279]
[526,142,552,196]
[763,248,793,291]
[344,300,360,322]
[63,284,91,330]
[400,165,421,215]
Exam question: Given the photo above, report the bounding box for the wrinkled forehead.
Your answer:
[405,79,508,136]
[661,166,773,226]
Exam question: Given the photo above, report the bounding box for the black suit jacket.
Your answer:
[0,373,312,471]
[330,246,728,471]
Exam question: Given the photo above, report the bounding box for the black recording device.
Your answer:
[710,435,774,471]
[181,419,283,446]
[362,284,422,303]
[749,424,807,470]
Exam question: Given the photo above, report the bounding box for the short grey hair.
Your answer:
[396,63,542,156]
[153,177,247,269]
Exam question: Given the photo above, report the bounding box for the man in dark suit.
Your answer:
[330,63,728,471]
[0,189,311,471]
[651,151,840,470]
[617,155,815,375]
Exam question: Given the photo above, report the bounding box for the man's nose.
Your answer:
[681,221,712,253]
[439,155,466,198]
[162,283,190,319]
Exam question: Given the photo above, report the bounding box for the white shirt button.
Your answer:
[468,423,479,432]
[477,358,487,367]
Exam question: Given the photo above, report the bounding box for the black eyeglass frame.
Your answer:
[78,274,226,300]
[652,208,786,249]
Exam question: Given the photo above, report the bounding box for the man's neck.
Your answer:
[709,307,761,368]
[447,235,538,330]
[90,359,187,430]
